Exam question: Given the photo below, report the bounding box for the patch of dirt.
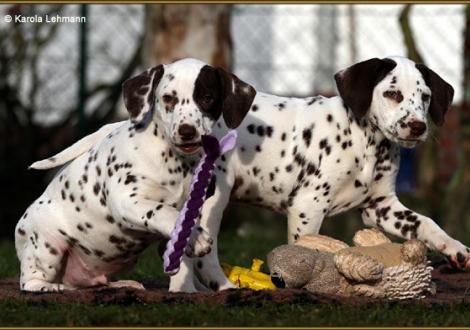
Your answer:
[0,263,469,306]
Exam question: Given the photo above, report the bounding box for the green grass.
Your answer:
[0,240,19,278]
[2,213,470,327]
[1,299,470,327]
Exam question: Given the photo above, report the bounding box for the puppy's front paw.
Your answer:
[437,238,470,269]
[185,226,213,258]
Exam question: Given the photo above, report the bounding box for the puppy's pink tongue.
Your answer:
[179,144,199,153]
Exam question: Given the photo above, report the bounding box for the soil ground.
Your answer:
[0,262,468,306]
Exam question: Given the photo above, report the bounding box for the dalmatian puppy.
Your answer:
[15,58,256,292]
[187,56,470,291]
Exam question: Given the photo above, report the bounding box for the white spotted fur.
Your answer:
[18,57,470,293]
[15,59,225,293]
[187,56,470,291]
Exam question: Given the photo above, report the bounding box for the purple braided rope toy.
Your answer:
[163,130,238,275]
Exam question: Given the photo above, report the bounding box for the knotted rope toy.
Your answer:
[163,130,238,275]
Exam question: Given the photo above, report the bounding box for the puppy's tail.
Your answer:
[29,121,124,170]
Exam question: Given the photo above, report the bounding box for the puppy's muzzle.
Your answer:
[178,124,197,141]
[175,124,201,154]
[407,120,427,138]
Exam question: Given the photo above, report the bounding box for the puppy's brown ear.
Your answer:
[335,58,397,118]
[217,68,256,129]
[415,63,454,126]
[122,65,164,124]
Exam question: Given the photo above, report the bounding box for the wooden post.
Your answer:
[142,5,232,69]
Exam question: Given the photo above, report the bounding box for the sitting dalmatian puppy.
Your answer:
[15,58,256,292]
[187,56,470,291]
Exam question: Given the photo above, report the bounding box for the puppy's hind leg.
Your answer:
[19,242,66,292]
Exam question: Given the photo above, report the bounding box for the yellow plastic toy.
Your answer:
[222,258,276,291]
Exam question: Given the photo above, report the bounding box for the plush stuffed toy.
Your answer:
[267,228,435,300]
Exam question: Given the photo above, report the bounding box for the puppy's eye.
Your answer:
[162,95,176,103]
[384,90,397,98]
[383,90,403,103]
[202,95,213,105]
[422,94,430,102]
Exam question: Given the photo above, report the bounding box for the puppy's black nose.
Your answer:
[178,124,197,141]
[271,274,285,288]
[408,121,427,137]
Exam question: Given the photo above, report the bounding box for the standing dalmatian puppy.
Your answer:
[15,58,256,292]
[187,56,470,291]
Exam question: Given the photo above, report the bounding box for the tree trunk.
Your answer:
[443,5,470,239]
[398,5,444,221]
[347,5,357,64]
[314,5,338,94]
[399,5,424,64]
[142,4,232,69]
